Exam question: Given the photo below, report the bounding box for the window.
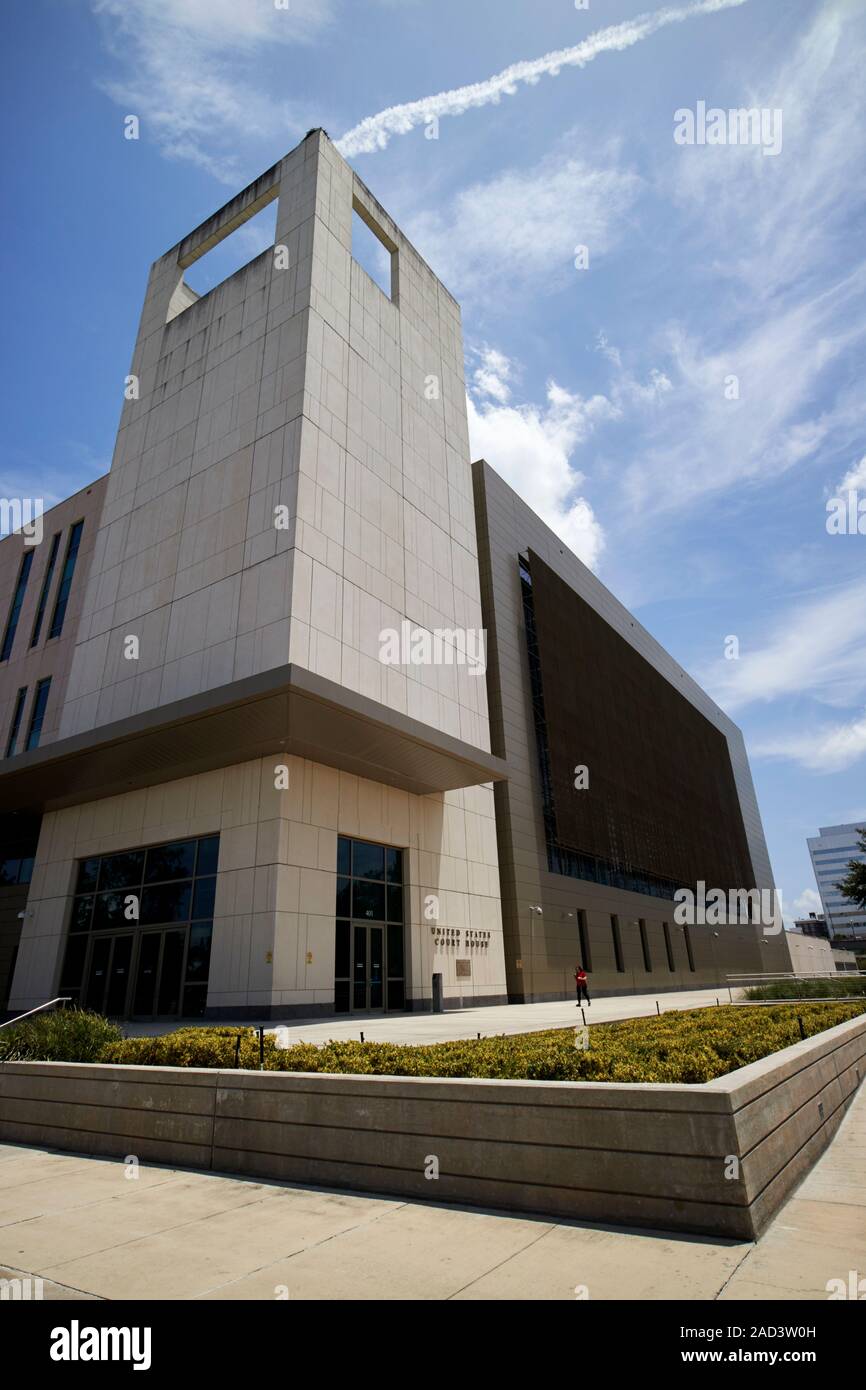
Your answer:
[179,197,278,304]
[0,550,34,661]
[639,919,652,973]
[0,856,33,886]
[682,924,696,972]
[663,921,676,972]
[29,531,61,647]
[60,834,220,1017]
[48,520,84,639]
[25,677,51,750]
[610,914,625,972]
[5,686,27,757]
[577,909,592,971]
[351,198,396,301]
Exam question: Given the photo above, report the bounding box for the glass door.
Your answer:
[130,928,187,1020]
[351,923,384,1012]
[82,933,134,1017]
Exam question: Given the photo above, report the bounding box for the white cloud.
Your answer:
[619,267,866,517]
[406,150,640,299]
[92,0,331,182]
[753,709,866,773]
[838,454,866,493]
[618,0,866,519]
[704,579,866,714]
[336,0,750,156]
[791,888,823,918]
[671,0,865,303]
[467,349,610,569]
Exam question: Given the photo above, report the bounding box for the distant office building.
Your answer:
[807,824,866,943]
[0,131,791,1020]
[792,913,829,940]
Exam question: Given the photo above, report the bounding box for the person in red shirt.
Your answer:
[574,964,590,1007]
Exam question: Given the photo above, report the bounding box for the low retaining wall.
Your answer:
[1,1015,864,1239]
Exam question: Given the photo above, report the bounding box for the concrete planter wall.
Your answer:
[1,1014,864,1239]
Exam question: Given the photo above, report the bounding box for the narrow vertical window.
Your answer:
[48,520,84,639]
[663,921,676,971]
[577,909,592,972]
[683,924,696,972]
[25,677,51,751]
[610,914,625,973]
[29,531,61,647]
[4,686,27,758]
[0,550,35,661]
[639,919,652,973]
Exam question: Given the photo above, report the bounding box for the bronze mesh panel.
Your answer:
[528,550,755,890]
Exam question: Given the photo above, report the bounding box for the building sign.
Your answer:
[430,927,491,951]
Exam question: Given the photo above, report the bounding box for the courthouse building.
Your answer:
[0,131,790,1021]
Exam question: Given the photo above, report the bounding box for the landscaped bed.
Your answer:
[744,976,866,1000]
[2,1001,863,1084]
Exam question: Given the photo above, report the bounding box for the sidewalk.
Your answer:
[1,1069,862,1300]
[124,986,736,1042]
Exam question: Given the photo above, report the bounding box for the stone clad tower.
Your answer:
[6,131,507,1019]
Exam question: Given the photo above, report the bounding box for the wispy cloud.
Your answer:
[91,0,332,182]
[610,0,866,520]
[703,579,866,714]
[406,146,640,300]
[336,0,750,156]
[467,347,610,569]
[754,710,866,773]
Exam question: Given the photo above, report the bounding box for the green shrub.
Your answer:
[0,1008,121,1062]
[745,977,866,1000]
[100,1002,865,1084]
[102,1026,286,1070]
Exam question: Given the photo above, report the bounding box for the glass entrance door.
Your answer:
[352,923,384,1012]
[82,933,134,1016]
[131,929,186,1019]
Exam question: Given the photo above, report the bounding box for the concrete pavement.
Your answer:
[124,986,737,1043]
[1,1071,863,1300]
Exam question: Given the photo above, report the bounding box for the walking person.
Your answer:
[574,963,590,1007]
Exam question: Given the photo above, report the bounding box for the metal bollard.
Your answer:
[432,973,444,1014]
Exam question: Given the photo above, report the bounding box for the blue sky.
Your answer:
[2,0,865,921]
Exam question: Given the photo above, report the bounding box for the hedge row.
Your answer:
[745,977,866,1000]
[98,1002,866,1084]
[2,1002,861,1082]
[0,1009,121,1062]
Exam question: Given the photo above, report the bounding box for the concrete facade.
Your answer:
[1,130,789,1023]
[0,478,107,754]
[785,931,858,976]
[473,460,792,1001]
[2,131,506,1019]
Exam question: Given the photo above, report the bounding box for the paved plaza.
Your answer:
[124,985,738,1042]
[1,1063,863,1301]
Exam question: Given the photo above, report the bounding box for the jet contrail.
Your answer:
[336,0,749,157]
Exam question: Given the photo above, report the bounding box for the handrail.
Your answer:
[0,997,71,1030]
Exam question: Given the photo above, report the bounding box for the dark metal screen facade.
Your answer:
[526,550,756,892]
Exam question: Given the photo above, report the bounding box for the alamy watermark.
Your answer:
[674,101,782,157]
[826,490,866,535]
[0,497,43,545]
[379,621,486,675]
[674,882,782,933]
